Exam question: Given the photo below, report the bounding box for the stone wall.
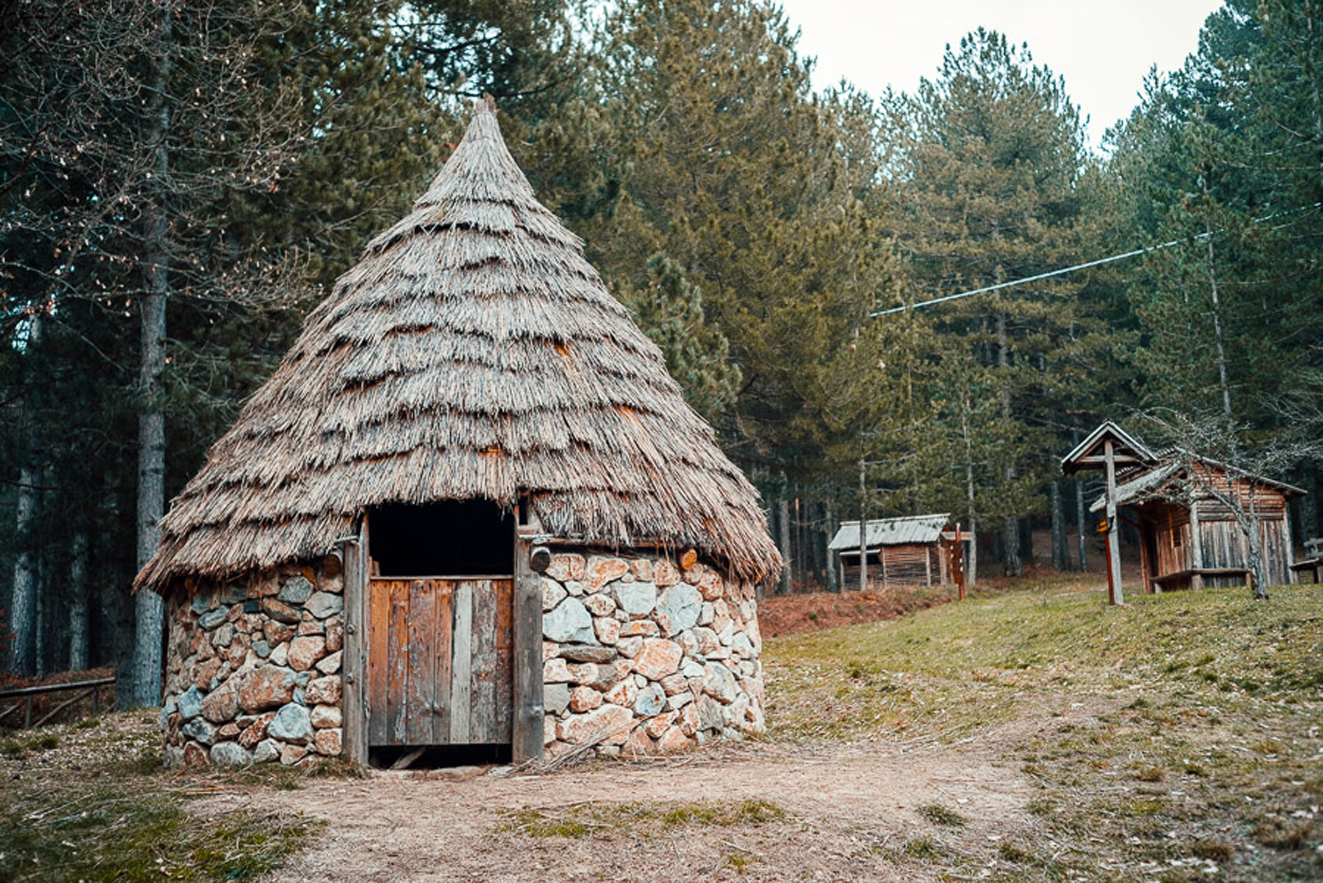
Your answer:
[160,549,765,766]
[160,561,344,767]
[539,551,765,758]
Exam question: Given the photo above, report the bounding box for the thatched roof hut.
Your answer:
[137,97,780,594]
[145,98,779,769]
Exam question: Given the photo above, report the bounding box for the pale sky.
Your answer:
[775,0,1225,151]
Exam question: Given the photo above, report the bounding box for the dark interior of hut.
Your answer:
[368,501,513,577]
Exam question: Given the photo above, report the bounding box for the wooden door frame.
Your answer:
[342,504,544,766]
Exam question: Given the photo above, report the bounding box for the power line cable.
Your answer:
[871,201,1322,318]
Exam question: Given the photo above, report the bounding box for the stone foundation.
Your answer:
[160,548,764,766]
[538,551,765,758]
[161,561,344,767]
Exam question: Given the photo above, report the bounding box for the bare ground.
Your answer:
[192,704,1094,883]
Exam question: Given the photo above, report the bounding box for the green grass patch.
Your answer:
[917,803,966,827]
[0,711,322,881]
[763,581,1323,882]
[500,798,786,840]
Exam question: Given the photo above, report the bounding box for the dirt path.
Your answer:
[196,728,1045,882]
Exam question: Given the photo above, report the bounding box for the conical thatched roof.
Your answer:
[137,98,781,593]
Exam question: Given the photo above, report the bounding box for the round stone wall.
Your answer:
[160,562,344,767]
[539,551,765,759]
[160,549,764,766]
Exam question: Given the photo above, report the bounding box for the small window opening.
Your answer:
[369,501,513,577]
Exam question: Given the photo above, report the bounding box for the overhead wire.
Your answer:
[871,201,1322,318]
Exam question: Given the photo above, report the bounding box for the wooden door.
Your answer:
[367,578,513,747]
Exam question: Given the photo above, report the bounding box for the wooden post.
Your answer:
[1283,503,1296,585]
[512,514,545,764]
[1104,440,1124,605]
[955,524,965,601]
[341,518,369,765]
[859,457,868,593]
[1188,495,1205,591]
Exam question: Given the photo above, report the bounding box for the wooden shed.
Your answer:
[136,99,781,768]
[828,515,965,590]
[1091,452,1305,593]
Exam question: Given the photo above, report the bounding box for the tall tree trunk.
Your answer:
[34,555,46,679]
[777,494,792,595]
[69,531,89,672]
[7,311,45,678]
[128,0,172,709]
[1202,199,1232,418]
[7,465,40,676]
[1050,481,1070,571]
[825,497,838,593]
[997,310,1022,577]
[961,390,978,586]
[1075,477,1089,572]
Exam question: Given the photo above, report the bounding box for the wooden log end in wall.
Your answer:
[680,548,698,570]
[529,545,552,574]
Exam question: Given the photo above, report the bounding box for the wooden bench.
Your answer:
[1152,567,1252,592]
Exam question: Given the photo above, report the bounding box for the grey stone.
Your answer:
[209,742,252,767]
[213,623,235,648]
[178,685,204,720]
[252,640,271,659]
[656,584,702,636]
[680,660,705,679]
[253,739,281,764]
[219,582,248,605]
[268,702,313,743]
[190,592,212,616]
[703,661,738,704]
[182,717,216,746]
[269,643,289,666]
[279,576,314,604]
[159,696,177,731]
[543,683,571,716]
[698,695,725,731]
[633,683,666,717]
[614,581,657,616]
[731,632,754,658]
[542,578,568,612]
[305,591,343,619]
[197,606,231,631]
[559,643,616,664]
[543,597,594,644]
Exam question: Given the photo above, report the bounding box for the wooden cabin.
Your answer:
[829,515,967,590]
[136,99,781,768]
[1092,453,1305,592]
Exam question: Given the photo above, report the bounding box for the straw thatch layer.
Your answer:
[137,98,781,592]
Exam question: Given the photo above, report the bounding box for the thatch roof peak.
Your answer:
[136,100,781,592]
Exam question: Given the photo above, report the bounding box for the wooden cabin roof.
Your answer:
[1089,450,1306,512]
[829,514,951,551]
[1061,421,1157,475]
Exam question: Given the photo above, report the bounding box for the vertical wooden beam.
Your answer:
[1105,440,1124,605]
[512,510,544,763]
[341,518,368,765]
[1189,494,1205,591]
[448,580,473,744]
[1282,503,1296,585]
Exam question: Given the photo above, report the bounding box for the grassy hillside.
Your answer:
[764,581,1323,881]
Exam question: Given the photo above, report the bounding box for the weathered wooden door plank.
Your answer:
[470,579,498,743]
[367,580,390,746]
[387,581,410,744]
[449,580,473,744]
[405,579,435,745]
[433,580,454,744]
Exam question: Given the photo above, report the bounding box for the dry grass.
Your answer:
[763,580,1323,882]
[0,711,324,882]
